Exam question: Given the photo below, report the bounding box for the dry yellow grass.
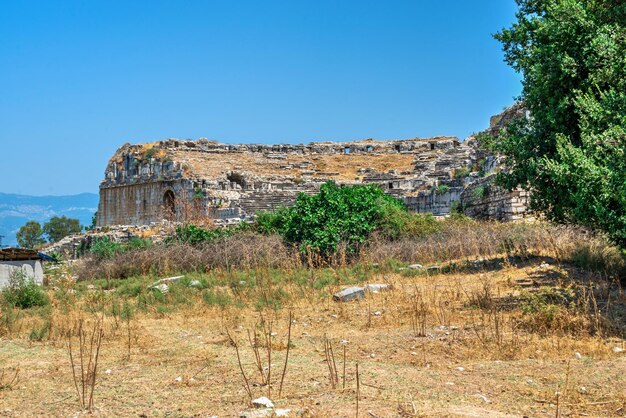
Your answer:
[172,149,418,181]
[1,258,625,417]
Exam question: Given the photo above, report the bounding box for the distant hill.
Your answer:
[0,192,99,247]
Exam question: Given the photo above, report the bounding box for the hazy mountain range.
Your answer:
[0,192,99,247]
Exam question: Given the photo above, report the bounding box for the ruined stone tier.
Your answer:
[97,136,478,227]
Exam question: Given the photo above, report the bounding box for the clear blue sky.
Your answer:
[0,0,521,196]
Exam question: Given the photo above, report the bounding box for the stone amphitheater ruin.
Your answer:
[96,105,529,228]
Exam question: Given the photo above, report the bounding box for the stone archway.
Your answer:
[163,190,176,220]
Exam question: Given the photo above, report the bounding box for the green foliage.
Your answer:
[254,207,292,235]
[471,185,487,199]
[90,237,124,260]
[492,0,626,247]
[144,147,156,160]
[2,270,49,309]
[16,221,45,248]
[436,184,451,194]
[453,166,472,179]
[43,216,82,243]
[202,289,232,308]
[171,224,243,245]
[90,237,152,260]
[270,181,407,255]
[376,205,441,240]
[450,200,463,215]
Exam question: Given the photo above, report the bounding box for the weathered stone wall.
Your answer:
[0,260,44,289]
[96,104,532,227]
[405,187,463,216]
[97,136,477,226]
[460,175,529,221]
[97,179,193,226]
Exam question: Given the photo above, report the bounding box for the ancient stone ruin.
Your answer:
[96,107,529,227]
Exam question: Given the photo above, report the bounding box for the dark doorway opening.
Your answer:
[163,190,176,220]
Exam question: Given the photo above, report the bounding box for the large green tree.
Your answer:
[43,216,82,243]
[16,221,46,249]
[492,0,626,246]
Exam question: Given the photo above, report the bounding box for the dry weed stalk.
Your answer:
[247,328,267,384]
[226,329,253,401]
[410,289,428,337]
[67,319,104,412]
[0,367,19,391]
[324,335,339,389]
[260,316,274,398]
[356,362,360,418]
[278,311,293,397]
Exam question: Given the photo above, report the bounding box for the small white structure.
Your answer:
[0,248,45,289]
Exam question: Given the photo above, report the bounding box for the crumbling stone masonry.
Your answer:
[96,107,531,227]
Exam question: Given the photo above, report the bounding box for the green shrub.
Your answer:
[471,185,487,199]
[90,237,151,260]
[377,205,440,240]
[454,167,472,178]
[436,184,451,194]
[2,270,49,309]
[171,224,245,245]
[255,207,292,235]
[90,237,125,259]
[273,181,407,255]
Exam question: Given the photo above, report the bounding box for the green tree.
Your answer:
[491,0,626,246]
[16,221,46,248]
[43,216,82,243]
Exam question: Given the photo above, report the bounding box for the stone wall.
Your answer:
[0,260,44,289]
[97,179,193,226]
[96,104,531,227]
[405,187,463,216]
[460,175,530,221]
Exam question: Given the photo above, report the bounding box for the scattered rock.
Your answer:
[240,409,273,418]
[475,393,490,403]
[157,275,184,284]
[150,283,169,294]
[408,264,424,270]
[275,409,291,417]
[613,347,624,353]
[365,283,391,293]
[174,376,182,382]
[539,262,550,269]
[426,265,442,273]
[252,397,274,409]
[104,369,112,374]
[333,287,365,302]
[575,352,582,359]
[455,367,465,372]
[188,280,202,288]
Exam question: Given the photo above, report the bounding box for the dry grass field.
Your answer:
[1,249,625,417]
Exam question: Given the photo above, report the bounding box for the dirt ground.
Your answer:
[1,259,625,417]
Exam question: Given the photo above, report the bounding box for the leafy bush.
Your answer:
[90,237,125,260]
[90,237,152,260]
[171,223,247,245]
[376,205,440,240]
[471,185,487,199]
[255,207,292,235]
[436,184,451,194]
[270,181,407,255]
[2,270,49,309]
